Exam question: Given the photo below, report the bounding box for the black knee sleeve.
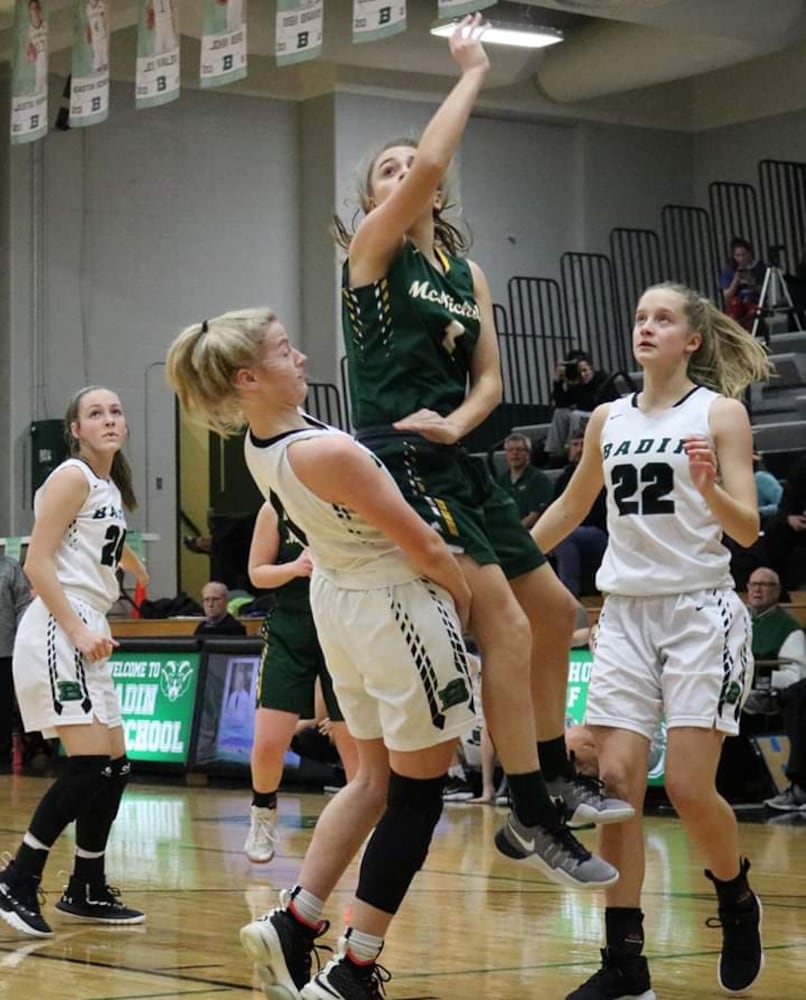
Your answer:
[356,771,445,915]
[76,755,131,853]
[28,754,111,847]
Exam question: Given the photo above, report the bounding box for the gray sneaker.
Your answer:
[494,813,619,889]
[764,784,806,812]
[546,774,635,829]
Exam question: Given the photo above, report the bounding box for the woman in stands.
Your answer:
[243,497,357,865]
[533,283,771,999]
[0,386,147,938]
[336,13,630,878]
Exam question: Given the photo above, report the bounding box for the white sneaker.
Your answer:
[245,805,278,863]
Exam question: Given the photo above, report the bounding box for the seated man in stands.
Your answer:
[764,453,806,592]
[496,432,553,529]
[543,350,618,464]
[194,580,247,637]
[548,431,608,598]
[746,567,806,694]
[719,236,767,333]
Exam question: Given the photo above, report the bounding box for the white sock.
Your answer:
[344,926,384,964]
[287,885,324,928]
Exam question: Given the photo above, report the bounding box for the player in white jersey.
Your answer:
[167,307,476,999]
[146,0,177,55]
[0,387,148,939]
[533,283,772,1000]
[25,0,48,95]
[85,0,108,74]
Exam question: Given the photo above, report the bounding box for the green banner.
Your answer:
[200,0,247,88]
[566,648,667,786]
[352,0,406,44]
[111,650,201,763]
[437,0,496,19]
[10,0,49,145]
[276,0,323,66]
[136,0,180,109]
[70,0,110,127]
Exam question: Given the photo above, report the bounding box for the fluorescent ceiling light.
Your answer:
[430,20,563,49]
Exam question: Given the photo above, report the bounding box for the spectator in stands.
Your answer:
[765,453,806,592]
[739,567,806,813]
[746,567,806,693]
[548,431,608,598]
[194,580,247,637]
[544,350,619,464]
[719,237,767,333]
[0,554,32,771]
[725,452,782,590]
[754,452,782,524]
[497,432,553,529]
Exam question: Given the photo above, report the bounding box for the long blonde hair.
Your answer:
[166,308,274,437]
[331,136,470,256]
[64,386,138,511]
[647,282,773,397]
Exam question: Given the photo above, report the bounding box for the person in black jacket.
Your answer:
[544,351,619,462]
[194,581,246,637]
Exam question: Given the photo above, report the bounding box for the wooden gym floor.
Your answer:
[1,775,804,999]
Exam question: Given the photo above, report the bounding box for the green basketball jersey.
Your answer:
[342,241,481,428]
[270,492,310,612]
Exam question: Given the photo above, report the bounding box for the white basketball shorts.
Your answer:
[589,588,753,739]
[13,595,122,738]
[310,575,475,752]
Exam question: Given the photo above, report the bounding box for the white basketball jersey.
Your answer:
[244,421,420,590]
[35,458,127,613]
[596,386,733,597]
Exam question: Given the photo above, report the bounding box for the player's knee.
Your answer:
[29,754,111,846]
[356,771,444,915]
[598,757,638,804]
[664,768,708,817]
[350,767,389,820]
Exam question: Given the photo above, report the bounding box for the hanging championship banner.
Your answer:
[11,0,49,145]
[352,0,405,44]
[70,0,110,127]
[437,0,496,18]
[275,0,323,66]
[136,0,180,109]
[200,0,247,88]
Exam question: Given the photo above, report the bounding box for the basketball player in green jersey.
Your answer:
[244,496,357,864]
[337,13,632,881]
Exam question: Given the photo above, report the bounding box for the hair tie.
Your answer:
[200,320,209,333]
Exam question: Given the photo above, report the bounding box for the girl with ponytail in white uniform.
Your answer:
[0,387,147,938]
[167,308,475,1000]
[533,283,772,1000]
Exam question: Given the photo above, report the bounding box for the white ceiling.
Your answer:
[2,0,806,130]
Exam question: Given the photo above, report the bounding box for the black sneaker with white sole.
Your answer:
[705,860,764,995]
[54,877,145,924]
[0,860,53,938]
[240,890,331,999]
[566,948,656,1000]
